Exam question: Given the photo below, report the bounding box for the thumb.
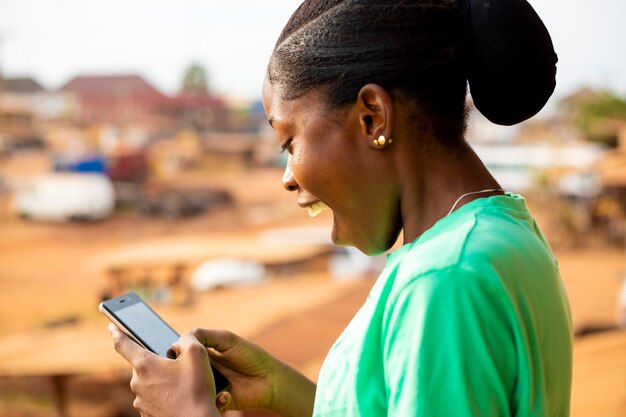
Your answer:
[171,333,210,361]
[190,328,239,353]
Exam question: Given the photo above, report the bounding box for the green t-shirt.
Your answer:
[313,193,572,417]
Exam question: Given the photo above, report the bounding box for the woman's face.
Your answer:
[262,78,402,255]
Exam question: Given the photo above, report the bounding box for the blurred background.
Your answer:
[0,0,625,416]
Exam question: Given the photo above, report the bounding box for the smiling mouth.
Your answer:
[307,201,329,218]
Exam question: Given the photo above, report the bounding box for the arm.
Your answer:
[272,360,317,417]
[109,325,316,417]
[383,268,516,417]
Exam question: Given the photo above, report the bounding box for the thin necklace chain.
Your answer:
[446,188,506,216]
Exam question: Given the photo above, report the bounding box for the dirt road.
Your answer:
[0,166,624,416]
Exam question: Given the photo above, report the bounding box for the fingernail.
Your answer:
[108,323,116,332]
[218,392,229,403]
[166,348,177,359]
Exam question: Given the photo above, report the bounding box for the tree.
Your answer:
[575,91,626,146]
[181,63,209,94]
[578,92,626,128]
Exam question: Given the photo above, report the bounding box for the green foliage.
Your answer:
[181,63,209,94]
[577,91,626,132]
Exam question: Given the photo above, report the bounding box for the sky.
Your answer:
[0,0,625,104]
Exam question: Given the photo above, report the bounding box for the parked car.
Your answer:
[14,173,115,221]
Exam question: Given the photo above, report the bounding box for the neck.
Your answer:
[396,141,502,244]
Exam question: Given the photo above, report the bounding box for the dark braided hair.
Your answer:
[268,0,558,144]
[269,0,470,144]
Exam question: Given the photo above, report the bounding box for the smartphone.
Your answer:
[99,292,230,392]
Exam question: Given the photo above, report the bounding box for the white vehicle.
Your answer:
[191,259,266,292]
[14,173,115,221]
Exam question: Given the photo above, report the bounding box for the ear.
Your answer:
[355,84,394,148]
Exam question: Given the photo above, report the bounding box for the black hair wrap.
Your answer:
[467,0,558,125]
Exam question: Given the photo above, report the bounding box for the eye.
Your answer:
[280,137,293,154]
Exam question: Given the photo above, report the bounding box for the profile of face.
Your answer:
[262,78,402,255]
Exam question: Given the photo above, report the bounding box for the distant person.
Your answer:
[109,1,573,416]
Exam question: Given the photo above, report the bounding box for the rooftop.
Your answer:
[59,74,166,100]
[2,77,47,94]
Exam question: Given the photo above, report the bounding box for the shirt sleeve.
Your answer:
[382,267,517,417]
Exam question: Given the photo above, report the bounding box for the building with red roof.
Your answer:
[60,74,230,131]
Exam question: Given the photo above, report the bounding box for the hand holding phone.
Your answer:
[100,292,230,392]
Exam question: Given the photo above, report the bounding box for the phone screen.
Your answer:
[112,300,179,357]
[100,292,230,392]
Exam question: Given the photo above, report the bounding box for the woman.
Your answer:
[110,1,573,416]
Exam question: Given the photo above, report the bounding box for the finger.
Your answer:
[216,391,232,413]
[182,332,232,381]
[190,328,238,352]
[108,323,150,366]
[167,337,182,359]
[173,333,209,360]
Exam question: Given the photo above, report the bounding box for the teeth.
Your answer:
[307,202,329,218]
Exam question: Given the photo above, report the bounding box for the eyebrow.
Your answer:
[269,116,288,130]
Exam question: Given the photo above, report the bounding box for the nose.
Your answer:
[282,157,298,192]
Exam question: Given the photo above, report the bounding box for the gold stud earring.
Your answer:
[373,135,392,148]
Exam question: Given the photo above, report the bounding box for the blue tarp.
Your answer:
[53,155,107,174]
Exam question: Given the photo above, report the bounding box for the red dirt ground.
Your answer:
[1,165,624,416]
